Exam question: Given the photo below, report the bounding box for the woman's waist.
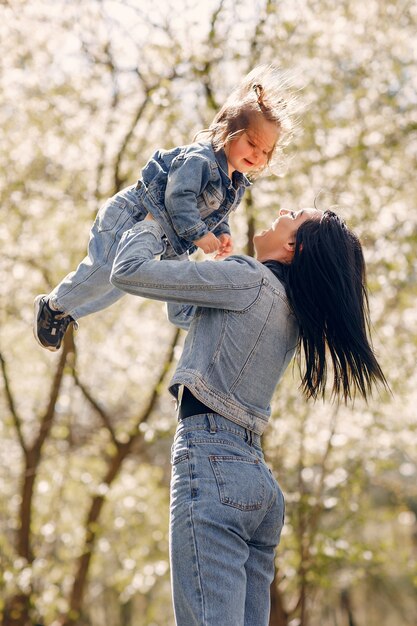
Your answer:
[178,385,215,420]
[169,371,271,436]
[175,403,262,451]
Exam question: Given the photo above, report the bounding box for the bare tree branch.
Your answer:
[33,333,74,455]
[62,326,181,625]
[309,405,339,536]
[3,332,74,625]
[112,68,178,192]
[72,369,118,445]
[249,0,275,62]
[196,0,226,112]
[130,326,181,431]
[0,350,27,455]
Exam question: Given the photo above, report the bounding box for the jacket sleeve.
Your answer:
[162,247,196,330]
[166,302,196,330]
[164,155,211,243]
[212,217,231,239]
[110,221,263,311]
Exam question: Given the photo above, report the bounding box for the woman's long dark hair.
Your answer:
[286,210,387,402]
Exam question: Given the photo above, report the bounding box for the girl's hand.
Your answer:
[144,212,154,221]
[194,232,221,254]
[215,234,234,259]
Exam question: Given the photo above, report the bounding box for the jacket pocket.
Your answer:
[209,455,265,511]
[197,183,223,219]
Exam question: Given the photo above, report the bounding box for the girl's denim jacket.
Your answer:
[111,221,299,435]
[135,141,251,256]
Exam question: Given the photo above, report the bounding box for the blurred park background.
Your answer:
[0,0,416,624]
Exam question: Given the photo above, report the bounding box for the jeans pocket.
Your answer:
[172,451,189,466]
[96,195,128,233]
[209,455,265,511]
[171,440,189,466]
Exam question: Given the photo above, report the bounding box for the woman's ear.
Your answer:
[286,240,303,254]
[281,240,295,263]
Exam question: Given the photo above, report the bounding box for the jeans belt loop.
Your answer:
[207,414,217,434]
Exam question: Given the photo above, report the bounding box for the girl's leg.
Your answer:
[50,185,145,320]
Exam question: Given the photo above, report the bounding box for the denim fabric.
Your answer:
[170,413,285,626]
[137,141,250,255]
[49,185,146,319]
[50,141,250,319]
[111,221,299,435]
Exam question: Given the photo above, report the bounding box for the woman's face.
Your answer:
[253,208,322,263]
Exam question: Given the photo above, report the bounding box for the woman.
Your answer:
[110,208,386,626]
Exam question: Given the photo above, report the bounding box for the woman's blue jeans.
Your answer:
[170,413,285,626]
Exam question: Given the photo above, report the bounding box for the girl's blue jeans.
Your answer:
[170,413,285,626]
[49,185,147,319]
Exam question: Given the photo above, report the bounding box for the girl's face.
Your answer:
[224,118,279,177]
[254,208,323,263]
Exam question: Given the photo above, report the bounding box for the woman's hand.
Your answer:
[144,212,155,221]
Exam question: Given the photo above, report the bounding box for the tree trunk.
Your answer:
[341,589,357,626]
[3,594,31,626]
[61,441,134,626]
[60,328,180,625]
[2,336,72,626]
[244,190,256,257]
[269,574,289,626]
[120,599,132,626]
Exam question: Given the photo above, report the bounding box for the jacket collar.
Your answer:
[262,260,289,287]
[214,146,252,190]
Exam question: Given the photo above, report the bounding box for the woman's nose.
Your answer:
[279,208,291,216]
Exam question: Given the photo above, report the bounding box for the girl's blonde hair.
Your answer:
[196,64,301,177]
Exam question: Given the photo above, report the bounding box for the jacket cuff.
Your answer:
[212,222,231,237]
[178,220,209,243]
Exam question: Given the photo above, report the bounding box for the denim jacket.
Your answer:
[111,221,299,435]
[135,141,251,256]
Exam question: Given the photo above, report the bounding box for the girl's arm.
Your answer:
[164,155,211,244]
[212,218,231,240]
[110,221,263,311]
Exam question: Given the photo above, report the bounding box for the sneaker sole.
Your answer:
[33,294,60,352]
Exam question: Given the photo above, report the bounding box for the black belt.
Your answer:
[178,387,215,420]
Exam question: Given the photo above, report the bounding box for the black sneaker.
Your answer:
[33,295,78,351]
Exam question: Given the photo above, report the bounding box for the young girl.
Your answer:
[34,64,298,351]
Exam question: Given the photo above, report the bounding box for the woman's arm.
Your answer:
[166,302,196,330]
[110,221,263,311]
